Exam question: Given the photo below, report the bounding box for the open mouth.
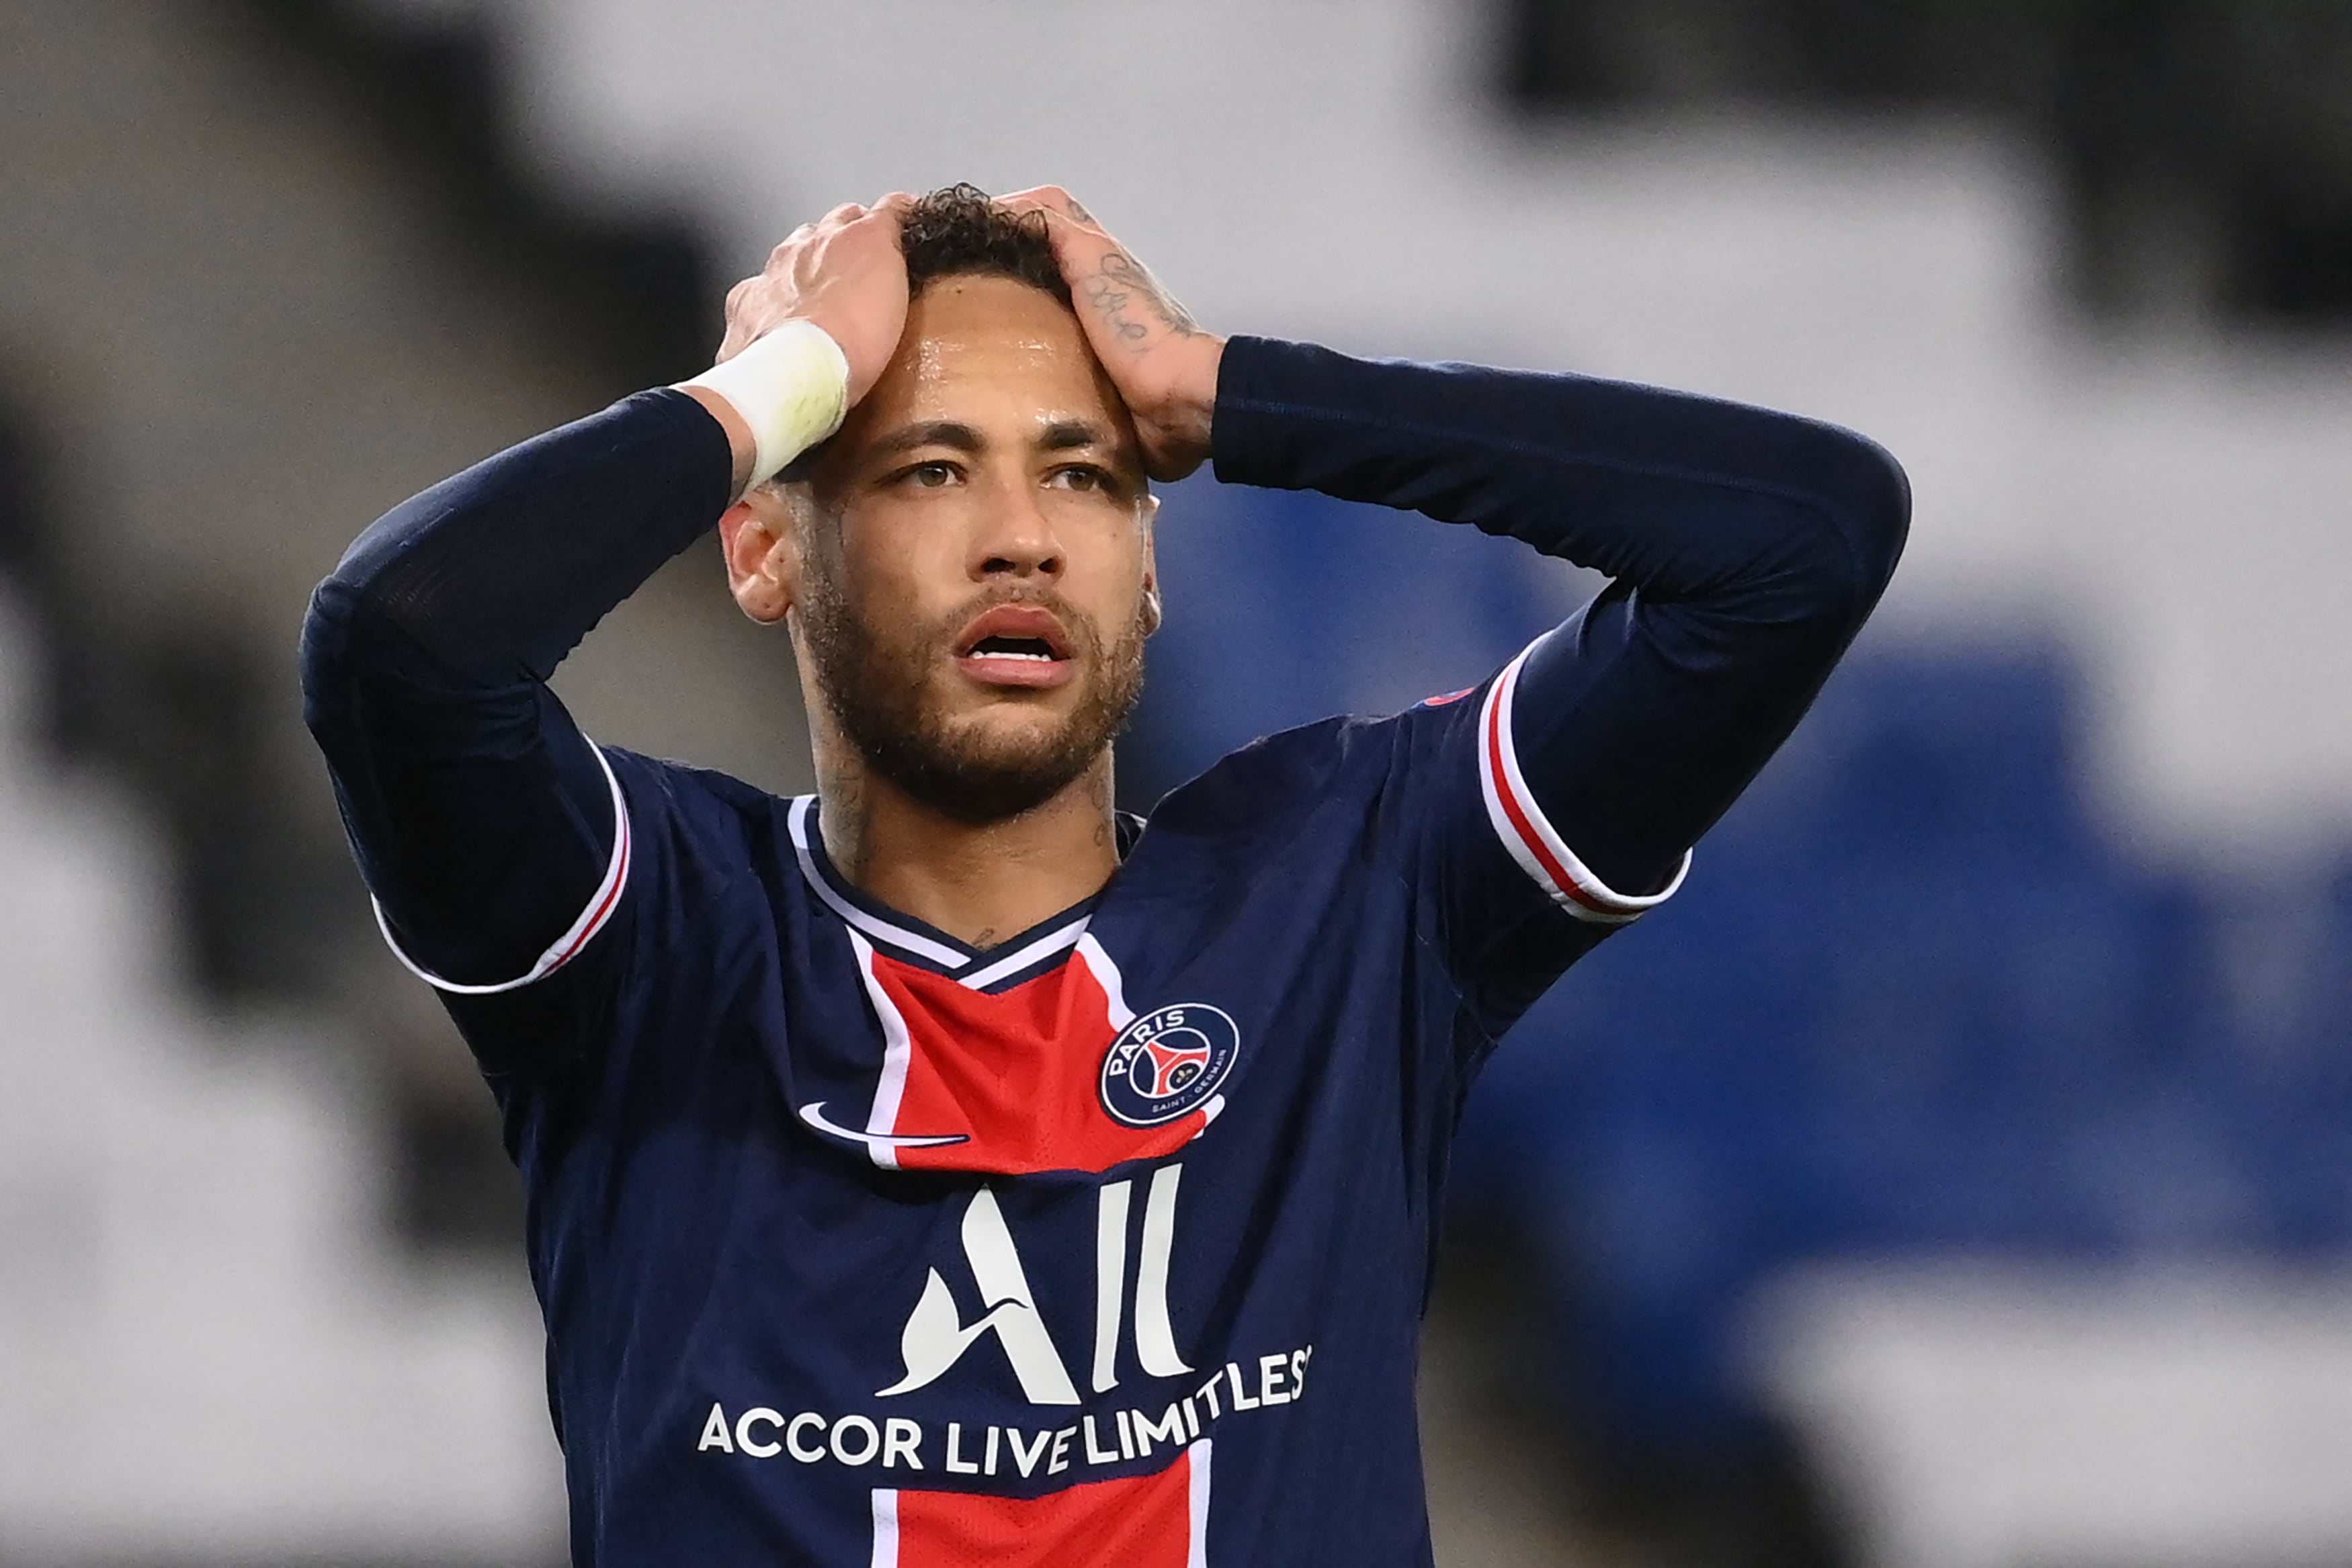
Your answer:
[954,604,1078,689]
[966,634,1060,663]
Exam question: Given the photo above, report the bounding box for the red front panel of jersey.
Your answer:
[880,1443,1201,1568]
[868,951,1204,1176]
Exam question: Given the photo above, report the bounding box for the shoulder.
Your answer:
[599,746,796,858]
[1142,695,1478,851]
[1145,715,1375,838]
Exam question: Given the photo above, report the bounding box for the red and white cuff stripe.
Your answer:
[1477,638,1691,924]
[372,742,632,994]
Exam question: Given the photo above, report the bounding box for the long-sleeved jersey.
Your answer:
[301,333,1907,1566]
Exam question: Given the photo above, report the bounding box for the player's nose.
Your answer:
[969,474,1064,582]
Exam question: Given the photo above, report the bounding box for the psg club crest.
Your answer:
[1098,1004,1241,1128]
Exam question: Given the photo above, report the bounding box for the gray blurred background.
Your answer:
[2,1,2349,1564]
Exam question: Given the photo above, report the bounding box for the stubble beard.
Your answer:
[798,574,1148,826]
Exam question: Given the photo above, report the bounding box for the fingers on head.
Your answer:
[997,191,1083,245]
[771,193,919,259]
[771,202,866,260]
[1000,185,1089,221]
[863,191,917,232]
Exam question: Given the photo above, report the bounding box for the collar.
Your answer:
[786,795,1130,992]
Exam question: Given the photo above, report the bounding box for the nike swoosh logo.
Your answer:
[797,1101,970,1150]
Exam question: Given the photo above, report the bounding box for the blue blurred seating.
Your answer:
[1130,474,2350,1469]
[1460,646,2345,1460]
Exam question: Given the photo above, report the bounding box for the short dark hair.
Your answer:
[900,183,1071,307]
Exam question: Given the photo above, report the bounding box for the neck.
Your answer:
[816,754,1120,950]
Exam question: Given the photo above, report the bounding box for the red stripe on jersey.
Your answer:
[878,1444,1202,1568]
[1480,667,1615,915]
[868,951,1204,1176]
[559,826,630,965]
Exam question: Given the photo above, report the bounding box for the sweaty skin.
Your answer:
[720,276,1167,947]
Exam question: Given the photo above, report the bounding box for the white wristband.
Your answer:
[675,319,851,490]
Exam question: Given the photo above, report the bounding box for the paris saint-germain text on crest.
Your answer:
[1098,1004,1240,1127]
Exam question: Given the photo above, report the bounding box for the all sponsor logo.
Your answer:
[702,1158,1316,1482]
[1097,1004,1239,1128]
[878,1167,1191,1404]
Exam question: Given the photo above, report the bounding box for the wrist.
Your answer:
[1146,336,1222,480]
[675,319,851,496]
[676,386,757,498]
[1180,337,1224,433]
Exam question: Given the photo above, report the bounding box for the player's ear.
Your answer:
[720,487,800,624]
[1138,492,1163,638]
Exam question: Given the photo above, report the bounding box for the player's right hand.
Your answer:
[715,195,913,408]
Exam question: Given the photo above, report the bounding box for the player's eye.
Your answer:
[893,460,962,489]
[1048,464,1118,496]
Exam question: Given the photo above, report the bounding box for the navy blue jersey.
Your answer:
[302,335,1907,1565]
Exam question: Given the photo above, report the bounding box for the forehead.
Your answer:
[845,274,1132,445]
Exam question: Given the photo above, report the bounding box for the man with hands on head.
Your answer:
[302,184,1906,1567]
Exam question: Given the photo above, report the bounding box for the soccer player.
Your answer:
[301,185,1906,1565]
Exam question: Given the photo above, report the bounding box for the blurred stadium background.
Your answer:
[3,1,2350,1564]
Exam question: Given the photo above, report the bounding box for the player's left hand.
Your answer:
[999,187,1223,482]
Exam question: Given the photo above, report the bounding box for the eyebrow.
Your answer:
[1038,419,1112,453]
[871,421,984,458]
[867,418,1118,460]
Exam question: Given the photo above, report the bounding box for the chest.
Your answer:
[767,869,1424,1191]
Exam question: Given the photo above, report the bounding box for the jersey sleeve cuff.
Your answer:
[1476,638,1692,924]
[370,742,633,994]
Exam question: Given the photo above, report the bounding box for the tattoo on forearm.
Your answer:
[1082,251,1201,347]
